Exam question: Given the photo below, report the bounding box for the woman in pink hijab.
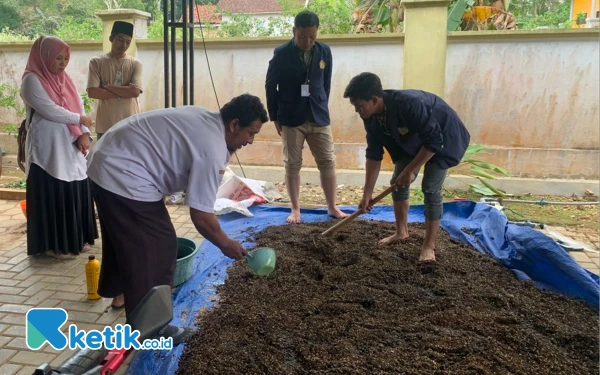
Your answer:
[20,35,98,258]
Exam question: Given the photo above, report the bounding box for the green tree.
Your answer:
[147,11,165,39]
[517,0,572,28]
[217,0,355,37]
[510,0,564,19]
[59,0,102,20]
[119,0,146,13]
[218,12,278,37]
[0,3,22,31]
[54,16,103,40]
[308,0,354,34]
[147,11,186,39]
[25,8,61,38]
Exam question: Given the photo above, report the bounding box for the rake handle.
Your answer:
[321,185,396,236]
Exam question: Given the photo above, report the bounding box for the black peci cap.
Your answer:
[111,21,134,37]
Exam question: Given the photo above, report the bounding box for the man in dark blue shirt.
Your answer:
[343,72,470,262]
[265,10,347,224]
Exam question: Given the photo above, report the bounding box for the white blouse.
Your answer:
[20,74,91,182]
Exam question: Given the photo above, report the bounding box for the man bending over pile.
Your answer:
[87,93,269,344]
[343,72,470,262]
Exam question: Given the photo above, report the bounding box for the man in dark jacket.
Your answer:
[265,10,347,224]
[343,72,471,262]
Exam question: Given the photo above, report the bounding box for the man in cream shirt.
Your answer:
[86,93,268,345]
[87,21,142,139]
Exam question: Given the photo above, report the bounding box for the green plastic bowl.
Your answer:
[173,237,199,287]
[246,247,276,276]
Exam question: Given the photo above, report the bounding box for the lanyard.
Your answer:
[298,48,313,84]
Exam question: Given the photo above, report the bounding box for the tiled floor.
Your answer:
[0,199,597,375]
[0,200,204,375]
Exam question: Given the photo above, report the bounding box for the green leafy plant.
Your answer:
[80,92,95,114]
[0,27,32,42]
[515,0,572,29]
[53,16,103,40]
[5,178,26,189]
[25,7,60,38]
[147,12,187,39]
[217,11,294,37]
[1,83,96,137]
[308,0,354,34]
[0,83,26,138]
[447,0,475,31]
[147,12,165,39]
[459,143,510,196]
[0,3,22,31]
[353,0,403,33]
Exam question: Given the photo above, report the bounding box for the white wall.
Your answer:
[0,30,597,179]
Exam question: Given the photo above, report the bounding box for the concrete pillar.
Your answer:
[401,0,450,97]
[95,9,151,57]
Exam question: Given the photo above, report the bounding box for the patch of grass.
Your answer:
[502,201,598,230]
[377,188,424,206]
[0,123,19,136]
[347,187,598,231]
[4,178,26,189]
[444,190,599,230]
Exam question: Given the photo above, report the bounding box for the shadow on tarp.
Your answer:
[127,201,599,375]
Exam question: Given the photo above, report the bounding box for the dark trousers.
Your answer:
[90,181,177,317]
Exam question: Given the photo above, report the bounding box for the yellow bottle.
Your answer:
[85,255,101,300]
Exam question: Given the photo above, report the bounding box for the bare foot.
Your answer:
[286,209,301,224]
[111,294,125,309]
[378,232,409,246]
[81,244,93,253]
[45,251,73,259]
[419,246,436,262]
[328,206,348,219]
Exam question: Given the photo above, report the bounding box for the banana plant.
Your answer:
[353,0,403,33]
[354,0,513,33]
[447,0,476,31]
[459,143,511,196]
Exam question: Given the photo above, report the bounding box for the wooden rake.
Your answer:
[321,185,396,236]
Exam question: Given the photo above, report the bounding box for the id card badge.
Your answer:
[301,84,310,97]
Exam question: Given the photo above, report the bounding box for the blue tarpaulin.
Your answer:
[128,201,599,375]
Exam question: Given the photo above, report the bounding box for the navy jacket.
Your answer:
[364,90,471,169]
[265,39,332,127]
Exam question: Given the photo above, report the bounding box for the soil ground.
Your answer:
[272,182,600,232]
[177,221,599,375]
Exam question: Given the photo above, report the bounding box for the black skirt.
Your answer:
[26,163,98,256]
[90,180,177,316]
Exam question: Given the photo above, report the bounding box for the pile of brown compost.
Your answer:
[177,220,599,375]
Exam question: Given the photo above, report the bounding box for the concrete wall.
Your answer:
[445,30,599,179]
[0,30,597,180]
[134,34,404,174]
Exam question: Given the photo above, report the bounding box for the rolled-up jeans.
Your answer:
[390,157,447,221]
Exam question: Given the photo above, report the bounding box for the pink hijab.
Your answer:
[22,35,83,139]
